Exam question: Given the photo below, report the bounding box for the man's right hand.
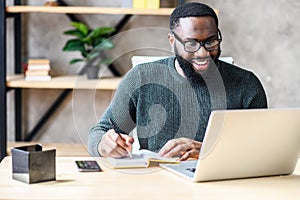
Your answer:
[98,129,134,158]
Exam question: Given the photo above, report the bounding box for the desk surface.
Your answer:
[7,142,90,157]
[1,156,300,200]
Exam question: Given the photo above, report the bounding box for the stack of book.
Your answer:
[25,59,52,81]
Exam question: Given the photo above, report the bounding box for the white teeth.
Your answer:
[194,60,208,65]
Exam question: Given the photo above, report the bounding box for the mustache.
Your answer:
[190,56,211,60]
[190,57,212,63]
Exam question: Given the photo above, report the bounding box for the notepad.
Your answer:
[101,149,179,169]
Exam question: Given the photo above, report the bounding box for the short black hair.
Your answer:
[170,2,218,31]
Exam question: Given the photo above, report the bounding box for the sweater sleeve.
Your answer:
[88,67,140,157]
[242,71,268,108]
[88,128,106,157]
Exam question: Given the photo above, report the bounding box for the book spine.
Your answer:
[25,75,52,81]
[25,70,49,76]
[27,64,51,71]
[132,0,146,8]
[147,0,160,9]
[28,59,50,65]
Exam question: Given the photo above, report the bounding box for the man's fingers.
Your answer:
[179,149,199,161]
[158,139,177,156]
[100,129,133,158]
[100,135,127,157]
[179,151,191,161]
[162,143,188,158]
[114,133,134,151]
[159,138,194,157]
[159,137,202,160]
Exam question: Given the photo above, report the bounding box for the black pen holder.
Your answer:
[11,144,56,184]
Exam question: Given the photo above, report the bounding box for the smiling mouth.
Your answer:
[194,59,208,65]
[191,59,210,72]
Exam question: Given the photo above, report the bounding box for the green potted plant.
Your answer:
[62,21,116,79]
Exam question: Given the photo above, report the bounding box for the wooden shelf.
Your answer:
[6,74,122,90]
[6,6,174,15]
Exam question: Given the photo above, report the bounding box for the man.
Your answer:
[88,2,267,161]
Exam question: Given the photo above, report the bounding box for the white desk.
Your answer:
[1,156,300,200]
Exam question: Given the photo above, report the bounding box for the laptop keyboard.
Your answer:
[186,168,196,173]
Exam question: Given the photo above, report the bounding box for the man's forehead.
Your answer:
[177,16,216,28]
[175,17,218,35]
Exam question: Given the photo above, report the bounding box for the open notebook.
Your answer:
[160,108,300,182]
[100,149,179,169]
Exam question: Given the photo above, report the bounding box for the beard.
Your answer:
[174,45,221,87]
[175,54,204,87]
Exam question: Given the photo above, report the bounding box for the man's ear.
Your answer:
[168,33,175,52]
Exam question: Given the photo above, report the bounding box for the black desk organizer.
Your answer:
[11,144,56,184]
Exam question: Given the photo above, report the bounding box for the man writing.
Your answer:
[88,2,267,161]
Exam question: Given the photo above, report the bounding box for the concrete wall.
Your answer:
[6,0,300,145]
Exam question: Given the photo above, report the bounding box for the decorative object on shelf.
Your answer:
[62,22,115,79]
[25,59,52,81]
[44,0,59,6]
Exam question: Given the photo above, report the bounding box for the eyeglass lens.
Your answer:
[173,31,222,53]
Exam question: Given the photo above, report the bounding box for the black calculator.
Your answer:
[75,160,102,172]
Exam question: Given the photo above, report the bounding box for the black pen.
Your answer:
[108,118,133,158]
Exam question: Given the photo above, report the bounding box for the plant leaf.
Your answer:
[63,30,85,39]
[81,51,89,58]
[63,22,116,67]
[82,27,115,46]
[70,58,84,65]
[62,39,85,52]
[94,27,116,37]
[70,22,89,36]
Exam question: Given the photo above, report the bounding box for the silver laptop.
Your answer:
[160,108,300,182]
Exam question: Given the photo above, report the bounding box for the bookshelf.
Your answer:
[0,2,175,161]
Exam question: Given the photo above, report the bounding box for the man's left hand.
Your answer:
[158,137,202,161]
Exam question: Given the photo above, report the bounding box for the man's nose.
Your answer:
[194,46,209,57]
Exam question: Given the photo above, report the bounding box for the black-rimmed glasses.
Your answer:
[172,29,222,53]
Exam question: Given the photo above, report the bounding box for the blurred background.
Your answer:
[6,0,300,145]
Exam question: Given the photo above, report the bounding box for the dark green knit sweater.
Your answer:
[88,56,267,156]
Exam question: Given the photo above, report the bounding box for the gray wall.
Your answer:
[6,0,300,145]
